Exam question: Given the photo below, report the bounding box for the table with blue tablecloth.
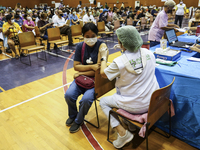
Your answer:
[150,35,200,149]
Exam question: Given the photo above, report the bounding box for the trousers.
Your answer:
[64,80,95,124]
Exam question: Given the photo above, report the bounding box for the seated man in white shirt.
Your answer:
[53,10,74,46]
[82,9,95,25]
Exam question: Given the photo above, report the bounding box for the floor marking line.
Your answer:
[0,86,5,92]
[0,82,72,113]
[62,50,75,93]
[81,123,104,150]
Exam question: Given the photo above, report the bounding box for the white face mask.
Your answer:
[104,12,107,16]
[84,37,97,47]
[89,12,92,15]
[27,17,32,20]
[11,19,15,24]
[73,12,76,15]
[180,2,183,4]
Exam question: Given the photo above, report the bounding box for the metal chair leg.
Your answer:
[20,50,31,66]
[107,110,113,144]
[84,100,100,128]
[146,123,149,150]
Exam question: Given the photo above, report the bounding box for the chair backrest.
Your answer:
[147,77,175,129]
[79,20,83,28]
[34,26,40,37]
[127,18,133,25]
[122,16,127,20]
[114,20,120,31]
[21,25,26,32]
[97,21,105,32]
[140,17,146,24]
[47,27,61,41]
[66,20,70,26]
[94,68,116,99]
[71,24,82,37]
[18,32,36,48]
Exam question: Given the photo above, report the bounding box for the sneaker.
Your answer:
[69,122,83,133]
[113,130,134,149]
[123,119,137,132]
[66,117,75,126]
[6,48,12,53]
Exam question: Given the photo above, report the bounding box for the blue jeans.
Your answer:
[64,80,95,124]
[41,35,50,49]
[150,41,160,47]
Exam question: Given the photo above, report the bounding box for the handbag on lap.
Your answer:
[75,42,95,89]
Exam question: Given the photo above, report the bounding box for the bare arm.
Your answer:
[24,24,35,29]
[100,60,108,79]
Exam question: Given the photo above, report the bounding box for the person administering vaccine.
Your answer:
[174,0,186,28]
[148,0,179,47]
[99,26,159,149]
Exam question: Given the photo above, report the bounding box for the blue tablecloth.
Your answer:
[177,34,198,43]
[150,36,200,149]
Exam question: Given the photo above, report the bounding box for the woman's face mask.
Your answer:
[84,37,97,47]
[27,17,32,20]
[73,11,76,15]
[180,2,183,4]
[89,12,92,15]
[11,19,15,24]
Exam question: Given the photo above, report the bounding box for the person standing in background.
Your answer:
[174,0,186,28]
[148,0,179,47]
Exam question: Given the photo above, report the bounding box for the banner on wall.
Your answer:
[161,0,167,2]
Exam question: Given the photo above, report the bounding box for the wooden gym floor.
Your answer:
[0,33,198,150]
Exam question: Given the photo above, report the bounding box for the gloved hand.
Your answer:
[112,44,121,50]
[99,43,109,61]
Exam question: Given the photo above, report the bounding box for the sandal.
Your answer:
[15,55,19,59]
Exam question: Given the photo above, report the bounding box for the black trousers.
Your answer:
[174,15,184,28]
[60,26,73,44]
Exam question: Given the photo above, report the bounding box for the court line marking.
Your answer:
[81,123,104,150]
[0,82,72,113]
[0,86,5,92]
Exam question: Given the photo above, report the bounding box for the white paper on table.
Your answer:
[175,28,186,32]
[187,57,200,62]
[0,32,4,40]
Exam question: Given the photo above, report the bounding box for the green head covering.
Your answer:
[116,26,143,52]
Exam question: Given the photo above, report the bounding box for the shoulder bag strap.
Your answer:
[81,42,86,64]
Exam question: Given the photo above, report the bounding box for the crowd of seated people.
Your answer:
[0,2,199,58]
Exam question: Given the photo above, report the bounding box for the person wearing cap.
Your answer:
[148,0,180,47]
[174,0,186,28]
[99,26,159,149]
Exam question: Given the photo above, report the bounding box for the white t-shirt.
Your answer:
[176,4,186,16]
[53,17,67,26]
[104,48,159,109]
[82,14,95,24]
